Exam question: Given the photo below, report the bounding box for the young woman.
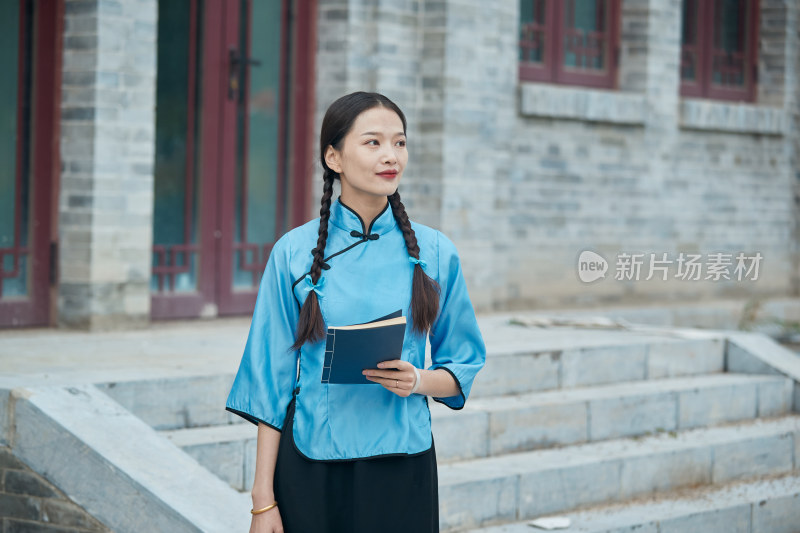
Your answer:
[226,91,486,533]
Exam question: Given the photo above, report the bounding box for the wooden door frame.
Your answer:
[0,0,62,328]
[216,0,316,315]
[150,0,316,320]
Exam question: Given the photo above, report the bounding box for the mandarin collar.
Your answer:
[329,195,397,236]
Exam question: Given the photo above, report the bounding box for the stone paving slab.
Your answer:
[464,472,800,533]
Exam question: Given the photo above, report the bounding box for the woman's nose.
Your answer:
[382,148,397,164]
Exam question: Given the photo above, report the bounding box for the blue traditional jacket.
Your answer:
[225,195,486,461]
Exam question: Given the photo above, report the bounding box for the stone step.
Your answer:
[103,335,725,431]
[462,472,800,533]
[469,336,724,398]
[160,423,258,493]
[437,414,800,531]
[160,373,794,492]
[432,373,794,462]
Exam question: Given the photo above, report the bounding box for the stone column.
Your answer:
[58,0,157,330]
[786,0,800,294]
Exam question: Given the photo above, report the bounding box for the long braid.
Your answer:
[388,191,441,335]
[291,170,336,350]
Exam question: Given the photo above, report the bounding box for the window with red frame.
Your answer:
[518,0,619,89]
[680,0,759,102]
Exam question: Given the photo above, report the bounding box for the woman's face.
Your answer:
[325,106,408,203]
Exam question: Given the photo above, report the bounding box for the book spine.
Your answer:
[321,329,335,383]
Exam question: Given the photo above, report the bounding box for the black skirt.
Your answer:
[273,395,439,533]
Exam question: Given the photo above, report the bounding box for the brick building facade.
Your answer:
[1,0,798,329]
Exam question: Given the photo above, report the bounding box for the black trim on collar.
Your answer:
[290,204,388,293]
[339,197,391,235]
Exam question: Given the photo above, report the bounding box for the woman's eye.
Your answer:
[366,139,379,146]
[396,140,406,147]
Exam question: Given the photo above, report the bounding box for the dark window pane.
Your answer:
[232,0,284,289]
[0,0,31,299]
[712,0,747,87]
[680,0,699,81]
[152,0,201,293]
[519,0,546,63]
[563,0,607,70]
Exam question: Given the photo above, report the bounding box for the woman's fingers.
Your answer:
[362,360,418,396]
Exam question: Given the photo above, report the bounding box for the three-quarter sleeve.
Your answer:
[426,231,487,410]
[225,234,299,431]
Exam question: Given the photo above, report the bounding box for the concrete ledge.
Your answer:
[465,473,800,533]
[1,384,250,533]
[679,98,786,135]
[519,82,646,125]
[725,331,800,412]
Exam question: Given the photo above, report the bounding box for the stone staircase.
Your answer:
[99,326,800,532]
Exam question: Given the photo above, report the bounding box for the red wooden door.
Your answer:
[0,0,61,328]
[151,0,315,319]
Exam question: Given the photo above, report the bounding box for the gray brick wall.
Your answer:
[58,0,157,329]
[0,447,110,532]
[315,0,800,311]
[55,0,800,324]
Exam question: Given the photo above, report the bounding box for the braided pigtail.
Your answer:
[388,191,441,335]
[291,169,336,350]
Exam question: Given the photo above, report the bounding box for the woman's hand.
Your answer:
[362,360,419,397]
[249,505,283,533]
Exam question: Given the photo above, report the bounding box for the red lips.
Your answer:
[377,170,398,178]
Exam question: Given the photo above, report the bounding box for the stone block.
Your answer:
[647,339,724,378]
[183,440,245,492]
[0,447,25,470]
[3,470,58,498]
[470,352,559,397]
[0,493,40,521]
[589,391,676,440]
[619,448,711,499]
[518,460,620,517]
[98,374,235,430]
[659,504,751,533]
[561,344,647,387]
[678,383,757,428]
[487,401,586,455]
[431,408,488,462]
[40,498,108,531]
[243,437,257,494]
[712,434,794,483]
[726,341,782,375]
[439,475,518,531]
[751,493,800,533]
[757,378,794,417]
[0,390,10,447]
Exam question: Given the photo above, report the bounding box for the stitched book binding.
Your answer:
[320,309,405,384]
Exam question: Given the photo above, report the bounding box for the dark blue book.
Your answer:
[321,309,405,384]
